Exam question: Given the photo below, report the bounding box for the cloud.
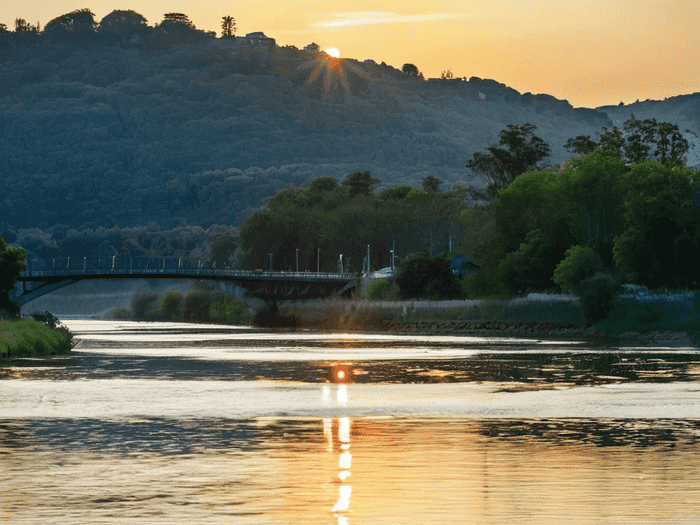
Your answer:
[313,12,465,28]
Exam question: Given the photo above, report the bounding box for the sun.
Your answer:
[298,48,373,94]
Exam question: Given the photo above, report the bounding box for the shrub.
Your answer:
[367,279,399,300]
[159,290,184,320]
[575,272,622,325]
[131,292,159,319]
[553,245,603,292]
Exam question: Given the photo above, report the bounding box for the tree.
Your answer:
[440,69,454,79]
[613,161,700,288]
[99,10,148,41]
[422,176,442,193]
[14,18,35,33]
[0,236,26,314]
[342,171,380,198]
[395,251,461,299]
[210,235,238,268]
[564,117,689,166]
[221,16,236,37]
[564,135,597,156]
[466,123,551,200]
[162,13,195,28]
[44,9,96,44]
[553,245,603,293]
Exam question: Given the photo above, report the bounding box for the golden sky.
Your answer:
[5,0,699,107]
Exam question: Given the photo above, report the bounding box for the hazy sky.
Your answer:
[4,0,699,108]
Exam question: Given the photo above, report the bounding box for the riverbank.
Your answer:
[278,297,699,347]
[0,318,73,364]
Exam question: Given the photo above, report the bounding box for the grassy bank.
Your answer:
[1,318,73,363]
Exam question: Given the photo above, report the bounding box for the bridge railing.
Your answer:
[23,257,357,280]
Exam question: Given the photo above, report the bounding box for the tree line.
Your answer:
[1,9,238,46]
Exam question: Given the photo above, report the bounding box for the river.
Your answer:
[2,320,700,524]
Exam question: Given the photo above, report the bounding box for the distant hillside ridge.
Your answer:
[2,35,693,237]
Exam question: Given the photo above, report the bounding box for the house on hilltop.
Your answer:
[245,32,275,46]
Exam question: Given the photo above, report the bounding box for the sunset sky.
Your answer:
[4,0,699,108]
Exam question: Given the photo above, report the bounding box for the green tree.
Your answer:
[395,251,460,299]
[342,171,380,198]
[221,16,236,37]
[613,161,700,288]
[131,292,158,319]
[564,135,597,156]
[210,235,238,268]
[422,176,442,193]
[0,236,26,314]
[553,245,603,293]
[466,123,551,200]
[159,290,184,320]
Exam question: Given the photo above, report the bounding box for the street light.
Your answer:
[296,248,299,273]
[268,253,273,271]
[317,248,320,273]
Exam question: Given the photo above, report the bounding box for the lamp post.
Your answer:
[268,253,273,271]
[317,248,320,273]
[390,250,394,272]
[296,248,299,273]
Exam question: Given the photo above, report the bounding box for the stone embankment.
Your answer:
[392,319,695,346]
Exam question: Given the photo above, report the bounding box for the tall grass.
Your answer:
[0,319,72,361]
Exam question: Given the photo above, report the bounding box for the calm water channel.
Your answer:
[3,320,700,524]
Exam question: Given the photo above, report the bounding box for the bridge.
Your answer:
[13,257,359,307]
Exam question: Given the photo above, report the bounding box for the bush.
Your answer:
[367,279,399,300]
[159,290,184,320]
[575,272,622,325]
[1,318,72,360]
[131,292,158,319]
[395,252,461,299]
[553,245,603,292]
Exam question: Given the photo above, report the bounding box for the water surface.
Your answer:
[2,320,700,523]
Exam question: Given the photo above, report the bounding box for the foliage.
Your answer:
[422,176,442,193]
[565,117,689,166]
[342,171,380,198]
[553,245,603,292]
[1,318,72,360]
[612,161,700,288]
[575,272,623,325]
[131,292,158,319]
[394,251,461,299]
[210,235,238,268]
[239,173,468,272]
[466,123,551,200]
[221,16,236,37]
[367,279,399,300]
[159,290,184,320]
[0,236,26,314]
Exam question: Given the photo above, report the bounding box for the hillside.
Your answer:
[1,36,615,239]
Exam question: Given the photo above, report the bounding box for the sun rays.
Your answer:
[298,50,373,95]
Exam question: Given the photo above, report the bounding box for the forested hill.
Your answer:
[1,34,614,237]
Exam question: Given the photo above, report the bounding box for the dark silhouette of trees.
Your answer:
[342,171,380,198]
[466,123,551,200]
[44,9,96,45]
[99,10,148,44]
[221,16,236,37]
[440,69,454,79]
[162,13,195,28]
[565,117,689,166]
[395,251,460,299]
[0,236,26,314]
[422,176,442,193]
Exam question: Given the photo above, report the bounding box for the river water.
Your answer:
[2,320,700,524]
